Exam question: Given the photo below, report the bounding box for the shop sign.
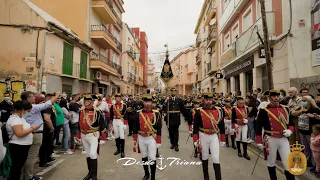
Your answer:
[259,47,274,58]
[224,56,254,79]
[216,73,223,79]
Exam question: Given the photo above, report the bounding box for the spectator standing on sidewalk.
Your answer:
[6,100,41,180]
[21,91,60,180]
[0,92,14,126]
[53,96,64,147]
[69,94,81,149]
[105,95,113,140]
[292,95,320,168]
[310,124,320,178]
[59,98,73,155]
[288,87,302,144]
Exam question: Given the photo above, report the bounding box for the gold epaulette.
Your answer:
[137,110,142,113]
[280,104,289,108]
[215,106,221,109]
[196,107,202,110]
[94,107,100,111]
[152,109,159,113]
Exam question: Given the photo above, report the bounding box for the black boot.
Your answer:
[156,149,159,158]
[202,160,209,180]
[91,159,98,180]
[170,144,175,149]
[213,163,222,180]
[236,141,242,157]
[284,170,295,180]
[175,145,179,152]
[194,146,198,158]
[114,138,120,155]
[121,139,125,158]
[267,166,277,180]
[231,135,237,149]
[150,160,156,180]
[83,158,92,180]
[226,136,229,147]
[242,142,250,160]
[142,157,150,180]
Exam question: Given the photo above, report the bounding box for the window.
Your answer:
[80,51,88,79]
[224,34,230,51]
[62,42,74,76]
[232,23,239,43]
[242,7,252,32]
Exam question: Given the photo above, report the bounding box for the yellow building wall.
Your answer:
[30,0,89,43]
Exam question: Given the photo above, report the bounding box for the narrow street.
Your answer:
[37,118,290,180]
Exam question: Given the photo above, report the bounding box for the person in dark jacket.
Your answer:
[0,92,14,124]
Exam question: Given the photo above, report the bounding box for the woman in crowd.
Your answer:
[292,95,320,168]
[60,98,73,155]
[246,95,258,143]
[6,100,41,180]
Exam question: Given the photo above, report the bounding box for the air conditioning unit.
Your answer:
[96,71,101,80]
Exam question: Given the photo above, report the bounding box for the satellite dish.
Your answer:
[209,18,216,25]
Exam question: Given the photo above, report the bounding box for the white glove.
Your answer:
[194,141,199,147]
[235,124,239,129]
[257,144,264,150]
[220,142,226,147]
[123,125,127,130]
[156,144,161,148]
[189,131,192,135]
[283,129,292,137]
[243,119,248,124]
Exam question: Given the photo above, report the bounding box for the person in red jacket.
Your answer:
[193,92,225,180]
[256,90,295,180]
[133,94,162,180]
[232,96,251,160]
[110,93,128,158]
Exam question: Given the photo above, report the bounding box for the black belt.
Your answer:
[32,131,43,134]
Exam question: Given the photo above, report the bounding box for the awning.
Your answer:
[99,80,110,86]
[109,76,124,87]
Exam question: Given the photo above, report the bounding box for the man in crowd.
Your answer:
[69,94,82,150]
[21,91,60,180]
[94,94,109,145]
[256,90,295,180]
[126,94,137,136]
[0,92,14,126]
[287,87,302,144]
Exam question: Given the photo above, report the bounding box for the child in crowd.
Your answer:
[311,124,320,178]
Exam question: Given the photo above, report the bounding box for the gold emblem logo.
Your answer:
[286,141,307,175]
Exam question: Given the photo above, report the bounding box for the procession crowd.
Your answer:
[0,86,319,180]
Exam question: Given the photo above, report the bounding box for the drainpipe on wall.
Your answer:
[39,31,54,92]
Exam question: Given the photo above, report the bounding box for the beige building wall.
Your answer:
[30,0,89,43]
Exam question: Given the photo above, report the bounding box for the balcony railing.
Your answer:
[91,51,115,68]
[117,17,123,29]
[207,27,216,46]
[105,0,121,21]
[91,25,122,51]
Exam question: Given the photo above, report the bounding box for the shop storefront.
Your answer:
[223,55,254,95]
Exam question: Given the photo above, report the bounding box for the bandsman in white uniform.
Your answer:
[193,93,225,180]
[256,90,295,180]
[133,94,162,180]
[78,95,107,180]
[232,96,251,160]
[110,93,128,158]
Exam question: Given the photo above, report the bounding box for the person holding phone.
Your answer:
[0,91,14,125]
[6,100,41,180]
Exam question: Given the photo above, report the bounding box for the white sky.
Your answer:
[123,0,203,71]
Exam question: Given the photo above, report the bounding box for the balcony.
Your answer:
[221,12,275,68]
[127,72,134,83]
[207,57,218,76]
[207,26,217,48]
[91,25,118,50]
[134,76,143,86]
[91,0,117,24]
[90,52,118,75]
[219,0,251,33]
[204,2,216,26]
[195,54,201,65]
[115,17,123,30]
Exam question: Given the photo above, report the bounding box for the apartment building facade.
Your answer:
[167,47,197,95]
[194,0,219,93]
[30,0,125,94]
[147,59,155,91]
[0,0,92,95]
[216,0,320,95]
[121,23,144,94]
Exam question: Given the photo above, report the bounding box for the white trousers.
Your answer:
[113,119,124,139]
[266,136,290,170]
[81,132,100,159]
[224,119,234,135]
[199,132,220,163]
[236,125,248,142]
[138,135,157,160]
